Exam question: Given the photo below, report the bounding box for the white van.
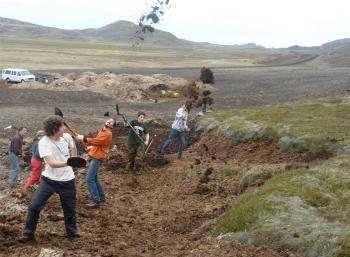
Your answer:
[1,68,35,83]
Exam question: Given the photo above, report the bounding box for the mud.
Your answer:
[135,0,171,45]
[0,121,315,257]
[1,66,335,256]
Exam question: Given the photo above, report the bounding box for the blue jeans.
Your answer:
[86,158,105,203]
[8,152,20,187]
[24,176,77,237]
[160,129,186,158]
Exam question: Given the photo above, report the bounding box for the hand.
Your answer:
[86,146,93,151]
[185,127,190,132]
[76,134,84,141]
[20,152,25,158]
[144,140,149,146]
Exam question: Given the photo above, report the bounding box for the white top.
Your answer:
[39,133,75,182]
[171,108,188,132]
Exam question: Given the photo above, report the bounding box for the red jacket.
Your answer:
[87,127,113,160]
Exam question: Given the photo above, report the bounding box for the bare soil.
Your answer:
[0,122,323,257]
[0,66,343,257]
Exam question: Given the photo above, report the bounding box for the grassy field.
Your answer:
[0,36,303,70]
[198,97,350,155]
[198,97,350,257]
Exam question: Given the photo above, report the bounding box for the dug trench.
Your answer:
[0,118,327,257]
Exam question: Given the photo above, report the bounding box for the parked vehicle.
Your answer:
[1,68,35,83]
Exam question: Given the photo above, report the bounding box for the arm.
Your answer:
[181,110,190,131]
[70,141,77,157]
[184,115,189,131]
[125,120,135,128]
[13,137,22,155]
[145,133,150,144]
[64,133,77,157]
[87,132,111,146]
[44,155,67,168]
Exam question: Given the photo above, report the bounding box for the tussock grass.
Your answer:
[198,97,350,155]
[214,156,350,257]
[220,166,239,177]
[206,97,350,256]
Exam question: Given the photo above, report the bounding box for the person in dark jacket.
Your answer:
[125,112,149,175]
[8,127,27,188]
[22,130,45,191]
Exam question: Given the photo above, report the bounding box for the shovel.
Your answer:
[54,107,88,148]
[115,104,148,146]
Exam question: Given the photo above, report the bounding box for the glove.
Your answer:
[76,134,84,141]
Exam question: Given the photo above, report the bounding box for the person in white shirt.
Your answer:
[20,116,79,243]
[158,100,191,160]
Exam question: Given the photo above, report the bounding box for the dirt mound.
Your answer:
[12,73,215,102]
[191,132,327,165]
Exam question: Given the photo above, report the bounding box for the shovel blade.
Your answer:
[54,107,64,118]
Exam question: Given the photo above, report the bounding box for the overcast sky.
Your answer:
[0,0,349,47]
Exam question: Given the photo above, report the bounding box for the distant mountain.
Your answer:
[0,17,188,45]
[320,38,350,50]
[286,45,318,51]
[284,39,350,67]
[0,17,265,48]
[0,17,84,40]
[315,42,350,67]
[285,38,350,52]
[231,43,264,49]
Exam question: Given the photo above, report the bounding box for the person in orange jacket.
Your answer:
[76,118,116,208]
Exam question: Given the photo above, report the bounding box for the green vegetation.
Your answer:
[221,166,239,177]
[199,97,350,155]
[0,36,283,70]
[239,163,287,191]
[200,67,215,84]
[207,97,350,257]
[214,156,350,257]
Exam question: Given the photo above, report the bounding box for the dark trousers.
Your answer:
[160,128,186,158]
[128,143,144,170]
[23,176,77,237]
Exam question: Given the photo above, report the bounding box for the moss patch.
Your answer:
[198,97,350,154]
[202,97,350,256]
[214,155,350,257]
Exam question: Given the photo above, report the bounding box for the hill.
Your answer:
[0,17,185,45]
[0,17,263,48]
